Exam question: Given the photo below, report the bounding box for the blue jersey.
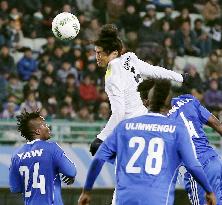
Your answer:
[168,94,218,163]
[95,113,206,205]
[9,139,76,205]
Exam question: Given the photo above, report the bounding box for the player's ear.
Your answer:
[34,128,41,135]
[113,50,118,56]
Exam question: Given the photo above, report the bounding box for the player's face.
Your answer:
[34,117,51,140]
[95,46,110,68]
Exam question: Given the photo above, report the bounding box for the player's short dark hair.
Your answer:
[149,80,171,112]
[16,111,41,141]
[94,24,123,55]
[137,79,155,101]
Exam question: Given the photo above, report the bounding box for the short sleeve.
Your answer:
[52,143,77,177]
[194,99,211,124]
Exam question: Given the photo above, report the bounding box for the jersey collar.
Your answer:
[27,139,41,144]
[146,112,166,117]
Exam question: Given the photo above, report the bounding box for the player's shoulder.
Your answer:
[121,52,137,59]
[169,94,198,115]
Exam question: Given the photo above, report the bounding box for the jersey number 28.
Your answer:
[126,137,164,175]
[19,162,46,197]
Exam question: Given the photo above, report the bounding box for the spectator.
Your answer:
[17,47,38,81]
[42,62,57,80]
[1,102,19,119]
[23,75,39,97]
[0,45,16,77]
[202,0,221,25]
[41,35,56,55]
[56,102,73,120]
[204,79,222,111]
[41,4,54,37]
[138,14,158,45]
[193,18,212,57]
[51,46,65,69]
[76,105,93,122]
[79,75,98,103]
[94,102,110,121]
[174,7,191,30]
[38,75,57,105]
[57,61,78,83]
[0,75,7,104]
[158,6,174,30]
[83,18,100,41]
[118,4,141,49]
[175,21,200,56]
[57,74,79,108]
[106,0,125,23]
[204,51,222,78]
[157,20,174,43]
[61,94,76,119]
[162,36,177,63]
[39,107,51,121]
[0,1,9,18]
[209,20,222,50]
[82,60,100,85]
[44,94,57,118]
[19,91,42,113]
[5,19,24,50]
[38,52,50,71]
[6,74,23,103]
[182,64,203,92]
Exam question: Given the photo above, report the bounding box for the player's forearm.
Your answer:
[186,165,212,193]
[207,115,222,136]
[138,59,183,82]
[84,158,105,191]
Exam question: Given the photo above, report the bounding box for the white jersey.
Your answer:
[97,52,183,140]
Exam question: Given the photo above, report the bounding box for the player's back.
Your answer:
[115,113,186,205]
[168,94,217,163]
[105,52,147,119]
[10,140,65,205]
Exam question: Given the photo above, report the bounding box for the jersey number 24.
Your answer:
[19,162,46,197]
[126,137,164,175]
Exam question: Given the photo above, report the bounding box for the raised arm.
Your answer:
[137,58,183,82]
[207,115,222,136]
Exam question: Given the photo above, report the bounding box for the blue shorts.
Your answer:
[184,156,222,205]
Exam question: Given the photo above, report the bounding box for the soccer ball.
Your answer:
[52,12,80,40]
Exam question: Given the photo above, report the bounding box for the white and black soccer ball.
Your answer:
[52,12,80,40]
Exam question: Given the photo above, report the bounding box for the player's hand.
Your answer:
[61,174,75,185]
[89,138,103,156]
[205,192,216,205]
[78,190,91,205]
[182,73,190,85]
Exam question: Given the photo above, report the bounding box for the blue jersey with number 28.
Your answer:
[9,140,76,205]
[95,113,202,205]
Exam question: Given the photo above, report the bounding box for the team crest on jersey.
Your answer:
[105,65,112,79]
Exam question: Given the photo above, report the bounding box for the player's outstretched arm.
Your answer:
[137,58,183,82]
[207,115,222,136]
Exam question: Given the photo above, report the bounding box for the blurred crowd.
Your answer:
[0,0,222,121]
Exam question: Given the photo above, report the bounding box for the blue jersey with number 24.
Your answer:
[9,140,76,205]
